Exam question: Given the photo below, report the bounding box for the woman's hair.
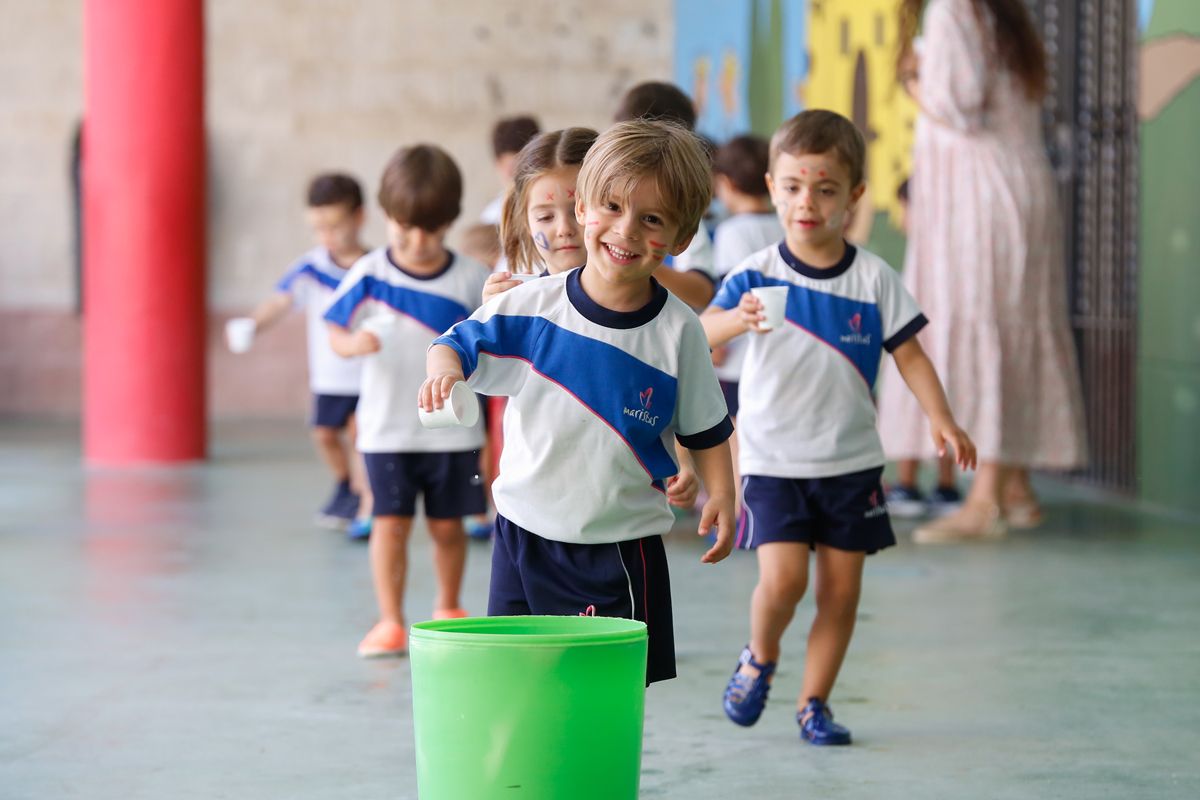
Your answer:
[897,0,1047,100]
[500,127,598,274]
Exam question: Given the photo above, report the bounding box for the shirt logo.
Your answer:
[840,313,872,346]
[624,386,661,426]
[864,489,888,519]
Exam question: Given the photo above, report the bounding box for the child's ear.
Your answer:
[575,197,588,226]
[764,171,777,199]
[670,231,696,257]
[850,182,867,206]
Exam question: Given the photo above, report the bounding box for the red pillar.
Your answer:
[83,0,206,464]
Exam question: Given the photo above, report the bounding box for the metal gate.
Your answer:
[1034,0,1140,491]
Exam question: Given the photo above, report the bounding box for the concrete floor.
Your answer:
[2,420,1198,799]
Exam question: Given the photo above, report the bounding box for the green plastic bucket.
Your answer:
[409,615,648,799]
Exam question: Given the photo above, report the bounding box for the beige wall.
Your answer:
[0,0,672,416]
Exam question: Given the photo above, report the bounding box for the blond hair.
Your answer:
[499,128,598,275]
[577,120,712,245]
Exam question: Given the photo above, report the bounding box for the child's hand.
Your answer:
[711,345,728,367]
[353,330,382,356]
[931,417,977,471]
[697,493,736,564]
[737,292,767,334]
[666,467,699,509]
[483,272,523,303]
[418,371,465,412]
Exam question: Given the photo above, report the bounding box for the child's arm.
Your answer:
[250,292,292,333]
[418,344,467,413]
[327,323,380,358]
[688,440,737,563]
[700,292,765,348]
[891,338,977,470]
[653,266,716,309]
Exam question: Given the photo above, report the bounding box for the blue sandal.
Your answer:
[797,697,852,745]
[723,646,776,727]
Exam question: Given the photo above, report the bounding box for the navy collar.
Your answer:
[778,241,857,280]
[567,266,668,329]
[386,247,455,281]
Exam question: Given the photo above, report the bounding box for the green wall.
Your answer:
[1138,2,1200,514]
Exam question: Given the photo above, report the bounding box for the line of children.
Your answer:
[242,174,372,533]
[421,120,738,683]
[323,145,491,658]
[703,110,976,744]
[249,87,981,751]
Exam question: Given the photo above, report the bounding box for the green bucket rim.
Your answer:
[410,615,647,647]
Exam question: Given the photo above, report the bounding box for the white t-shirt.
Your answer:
[665,218,719,285]
[323,247,489,453]
[435,267,733,545]
[275,248,363,396]
[710,213,785,383]
[711,243,927,478]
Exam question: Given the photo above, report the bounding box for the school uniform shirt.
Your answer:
[275,248,363,396]
[323,247,489,454]
[664,219,719,289]
[711,213,785,383]
[711,243,927,479]
[434,267,733,545]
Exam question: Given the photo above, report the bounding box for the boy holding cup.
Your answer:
[701,110,975,745]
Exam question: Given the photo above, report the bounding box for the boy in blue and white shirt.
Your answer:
[422,120,738,684]
[245,174,368,529]
[325,145,490,659]
[703,111,976,745]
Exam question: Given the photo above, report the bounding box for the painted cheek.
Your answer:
[533,232,550,250]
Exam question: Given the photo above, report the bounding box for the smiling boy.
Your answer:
[702,110,976,744]
[420,120,737,684]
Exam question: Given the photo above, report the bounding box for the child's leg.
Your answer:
[369,515,414,624]
[935,454,956,489]
[746,542,810,668]
[344,414,372,517]
[896,459,919,488]
[311,425,350,482]
[425,517,467,613]
[798,544,865,706]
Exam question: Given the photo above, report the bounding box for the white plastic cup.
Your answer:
[419,381,480,429]
[225,318,256,353]
[361,315,397,353]
[750,286,789,331]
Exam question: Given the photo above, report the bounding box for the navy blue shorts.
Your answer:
[488,514,676,684]
[736,467,895,554]
[363,451,486,519]
[311,394,358,429]
[719,380,740,418]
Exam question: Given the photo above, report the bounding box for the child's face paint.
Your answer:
[526,167,585,273]
[766,150,863,264]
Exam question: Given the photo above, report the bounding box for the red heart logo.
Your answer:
[639,387,653,409]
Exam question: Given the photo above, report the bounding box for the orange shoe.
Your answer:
[432,608,469,620]
[357,620,407,658]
